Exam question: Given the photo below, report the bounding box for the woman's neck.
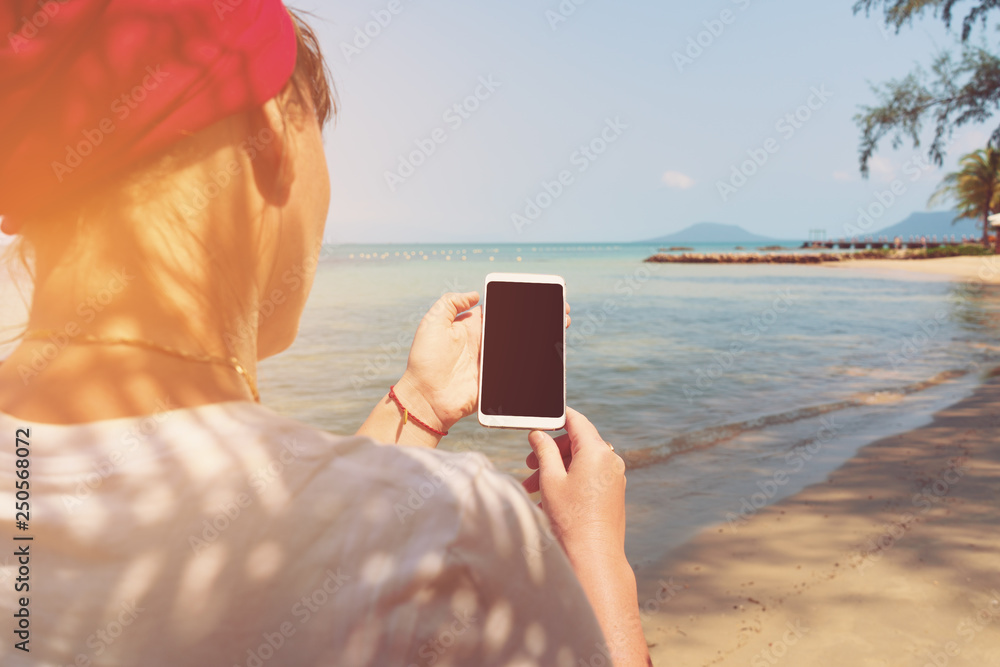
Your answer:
[0,224,263,424]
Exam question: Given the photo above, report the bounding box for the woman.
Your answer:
[0,1,649,665]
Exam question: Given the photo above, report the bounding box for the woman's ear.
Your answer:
[248,95,296,206]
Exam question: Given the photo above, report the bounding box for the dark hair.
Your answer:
[287,8,337,128]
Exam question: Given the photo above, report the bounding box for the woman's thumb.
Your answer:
[529,430,567,483]
[433,291,480,321]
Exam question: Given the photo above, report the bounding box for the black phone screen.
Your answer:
[481,280,564,418]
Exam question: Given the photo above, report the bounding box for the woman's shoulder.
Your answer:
[227,407,601,666]
[238,401,500,483]
[237,403,562,595]
[229,401,535,537]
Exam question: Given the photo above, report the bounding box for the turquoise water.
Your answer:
[261,243,1000,478]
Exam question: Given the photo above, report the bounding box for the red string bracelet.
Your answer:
[388,385,449,437]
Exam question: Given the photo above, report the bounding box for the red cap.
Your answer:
[0,0,297,235]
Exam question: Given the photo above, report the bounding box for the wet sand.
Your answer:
[637,371,1000,666]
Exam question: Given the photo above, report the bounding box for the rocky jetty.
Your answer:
[643,251,879,264]
[643,247,995,264]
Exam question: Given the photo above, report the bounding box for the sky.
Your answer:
[293,0,991,244]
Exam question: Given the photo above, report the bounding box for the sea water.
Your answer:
[262,243,1000,560]
[265,243,999,459]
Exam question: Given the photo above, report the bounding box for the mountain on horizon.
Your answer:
[872,211,979,239]
[641,222,776,244]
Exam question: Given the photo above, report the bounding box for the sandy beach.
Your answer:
[827,255,1000,285]
[637,369,1000,666]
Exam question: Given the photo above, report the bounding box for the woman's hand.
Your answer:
[358,291,570,448]
[523,408,651,666]
[398,291,572,433]
[397,291,483,432]
[522,407,627,563]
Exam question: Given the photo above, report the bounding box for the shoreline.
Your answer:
[636,369,1000,666]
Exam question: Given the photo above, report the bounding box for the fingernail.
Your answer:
[528,430,544,446]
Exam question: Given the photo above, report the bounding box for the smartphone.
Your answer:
[478,273,566,430]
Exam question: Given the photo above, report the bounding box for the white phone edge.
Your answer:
[477,272,567,431]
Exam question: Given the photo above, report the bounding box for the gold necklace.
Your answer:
[21,330,260,402]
